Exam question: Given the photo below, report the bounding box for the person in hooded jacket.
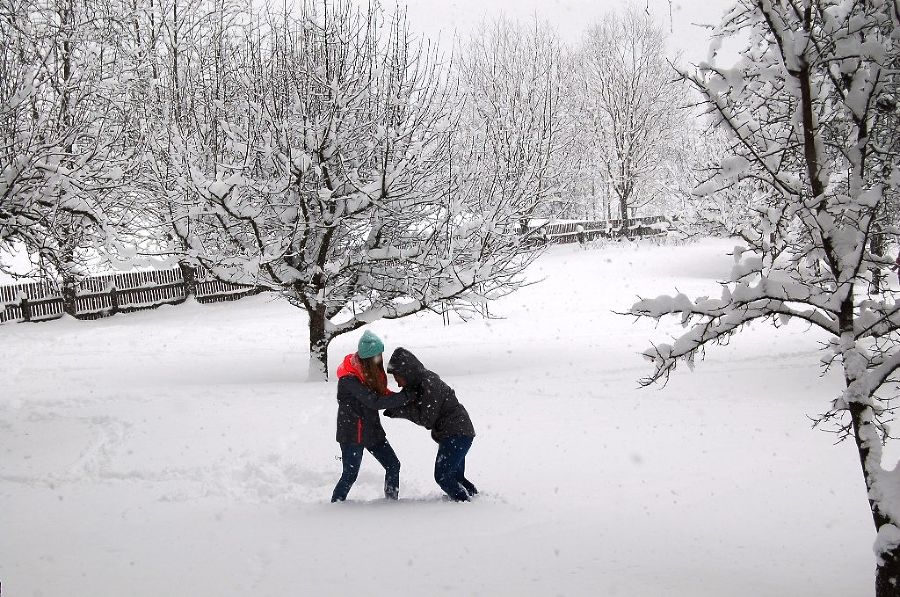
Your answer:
[384,347,478,502]
[332,330,414,503]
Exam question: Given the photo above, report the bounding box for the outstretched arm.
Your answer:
[343,376,415,410]
[384,400,425,425]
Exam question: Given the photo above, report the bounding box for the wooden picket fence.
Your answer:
[0,267,261,324]
[0,216,672,324]
[527,216,673,244]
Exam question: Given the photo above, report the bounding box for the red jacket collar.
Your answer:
[337,353,393,395]
[337,353,365,382]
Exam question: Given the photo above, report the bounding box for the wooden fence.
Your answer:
[0,216,672,324]
[0,268,261,325]
[528,216,673,244]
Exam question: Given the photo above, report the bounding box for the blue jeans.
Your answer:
[434,435,477,502]
[332,440,401,502]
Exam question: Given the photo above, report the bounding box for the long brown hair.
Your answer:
[357,354,389,396]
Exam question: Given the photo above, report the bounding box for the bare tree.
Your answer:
[158,1,545,380]
[454,17,572,221]
[119,0,243,295]
[576,5,688,224]
[630,1,900,593]
[0,0,133,309]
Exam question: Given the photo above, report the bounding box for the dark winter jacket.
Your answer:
[384,348,475,442]
[335,353,413,446]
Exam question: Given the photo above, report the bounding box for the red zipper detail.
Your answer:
[357,418,363,443]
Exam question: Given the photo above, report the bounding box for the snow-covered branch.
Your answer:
[631,2,900,590]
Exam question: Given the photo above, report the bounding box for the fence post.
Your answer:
[20,297,31,322]
[109,285,119,315]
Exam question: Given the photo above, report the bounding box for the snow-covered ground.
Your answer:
[0,238,877,596]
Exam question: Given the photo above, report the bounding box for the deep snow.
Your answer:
[0,238,878,596]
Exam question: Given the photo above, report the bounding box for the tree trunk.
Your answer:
[61,276,77,316]
[876,546,900,597]
[178,260,199,297]
[59,236,78,316]
[109,286,119,315]
[871,221,884,295]
[307,306,330,381]
[845,319,899,596]
[615,185,630,238]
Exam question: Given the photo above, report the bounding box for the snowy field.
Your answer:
[0,238,879,596]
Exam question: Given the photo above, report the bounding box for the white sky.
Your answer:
[402,0,741,65]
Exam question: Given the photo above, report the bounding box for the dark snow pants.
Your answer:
[434,435,477,502]
[331,440,400,502]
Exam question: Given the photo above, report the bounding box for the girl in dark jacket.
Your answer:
[332,330,413,502]
[384,347,478,502]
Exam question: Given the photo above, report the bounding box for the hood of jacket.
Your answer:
[336,353,364,383]
[387,347,427,385]
[337,353,392,396]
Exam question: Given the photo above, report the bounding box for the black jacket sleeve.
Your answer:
[384,399,425,424]
[384,381,437,428]
[342,376,414,410]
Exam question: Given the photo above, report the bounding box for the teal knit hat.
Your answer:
[357,330,384,359]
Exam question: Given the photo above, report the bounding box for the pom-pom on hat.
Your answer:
[357,330,385,359]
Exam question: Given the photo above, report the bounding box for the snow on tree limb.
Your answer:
[139,1,556,379]
[631,1,900,590]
